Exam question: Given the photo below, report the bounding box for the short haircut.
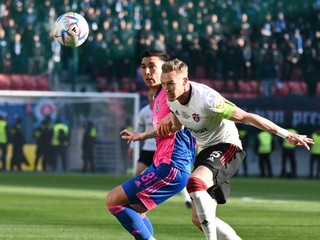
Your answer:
[161,58,188,74]
[140,49,170,62]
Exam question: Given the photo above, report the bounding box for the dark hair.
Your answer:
[140,49,170,61]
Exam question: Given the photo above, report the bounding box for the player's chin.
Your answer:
[166,95,175,101]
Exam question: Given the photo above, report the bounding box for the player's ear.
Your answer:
[183,77,189,84]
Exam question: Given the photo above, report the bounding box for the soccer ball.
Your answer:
[54,12,89,48]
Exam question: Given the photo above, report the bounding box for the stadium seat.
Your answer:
[23,75,37,90]
[211,80,224,91]
[273,82,290,96]
[247,80,259,94]
[290,67,301,81]
[120,77,135,92]
[195,66,206,79]
[238,80,252,94]
[96,76,107,91]
[227,80,235,92]
[0,74,11,90]
[197,79,214,88]
[288,81,307,95]
[10,74,25,90]
[36,76,50,91]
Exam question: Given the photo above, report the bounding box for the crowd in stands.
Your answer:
[1,0,320,96]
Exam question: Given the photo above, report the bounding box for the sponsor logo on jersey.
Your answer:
[181,111,190,119]
[192,113,200,122]
[214,96,225,109]
[175,110,180,116]
[189,127,208,134]
[135,180,141,187]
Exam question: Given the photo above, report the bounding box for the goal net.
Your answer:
[0,90,140,175]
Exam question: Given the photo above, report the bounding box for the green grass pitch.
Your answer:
[0,173,319,240]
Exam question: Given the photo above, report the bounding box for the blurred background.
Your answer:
[0,0,320,178]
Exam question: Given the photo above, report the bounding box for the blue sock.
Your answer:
[109,205,152,240]
[142,216,154,235]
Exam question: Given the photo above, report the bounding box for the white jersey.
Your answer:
[135,104,156,151]
[168,81,242,152]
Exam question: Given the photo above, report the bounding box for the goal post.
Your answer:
[0,90,140,175]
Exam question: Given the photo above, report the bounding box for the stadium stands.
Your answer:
[0,1,320,98]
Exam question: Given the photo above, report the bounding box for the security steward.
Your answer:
[255,130,274,177]
[51,118,69,172]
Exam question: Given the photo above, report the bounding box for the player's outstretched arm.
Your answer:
[120,128,158,144]
[121,113,183,143]
[230,107,314,150]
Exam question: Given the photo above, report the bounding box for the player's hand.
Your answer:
[120,129,144,144]
[286,133,314,150]
[157,115,173,136]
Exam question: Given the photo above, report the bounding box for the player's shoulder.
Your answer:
[190,81,219,95]
[139,104,152,116]
[190,81,221,102]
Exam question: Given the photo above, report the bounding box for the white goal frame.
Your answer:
[0,90,140,175]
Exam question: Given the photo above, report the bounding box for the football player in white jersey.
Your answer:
[156,59,314,240]
[128,90,157,176]
[121,51,250,240]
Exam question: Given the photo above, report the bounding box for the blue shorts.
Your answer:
[122,163,189,210]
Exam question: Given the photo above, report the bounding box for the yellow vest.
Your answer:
[89,127,97,138]
[311,133,320,155]
[51,123,69,146]
[239,129,248,138]
[257,131,272,154]
[283,128,297,149]
[0,120,7,144]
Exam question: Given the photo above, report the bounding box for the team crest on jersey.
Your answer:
[175,110,180,116]
[214,96,225,109]
[192,113,200,122]
[155,101,160,112]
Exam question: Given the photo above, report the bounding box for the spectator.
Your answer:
[257,45,278,97]
[236,124,249,177]
[309,126,320,178]
[10,116,29,171]
[51,118,70,172]
[255,130,275,177]
[280,126,298,178]
[0,0,320,97]
[82,121,97,173]
[34,116,52,172]
[0,115,8,171]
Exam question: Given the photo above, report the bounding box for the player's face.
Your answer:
[141,56,164,89]
[161,70,185,102]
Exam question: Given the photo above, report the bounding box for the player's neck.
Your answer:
[179,83,192,105]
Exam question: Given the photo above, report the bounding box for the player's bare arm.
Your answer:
[120,128,157,144]
[230,107,314,150]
